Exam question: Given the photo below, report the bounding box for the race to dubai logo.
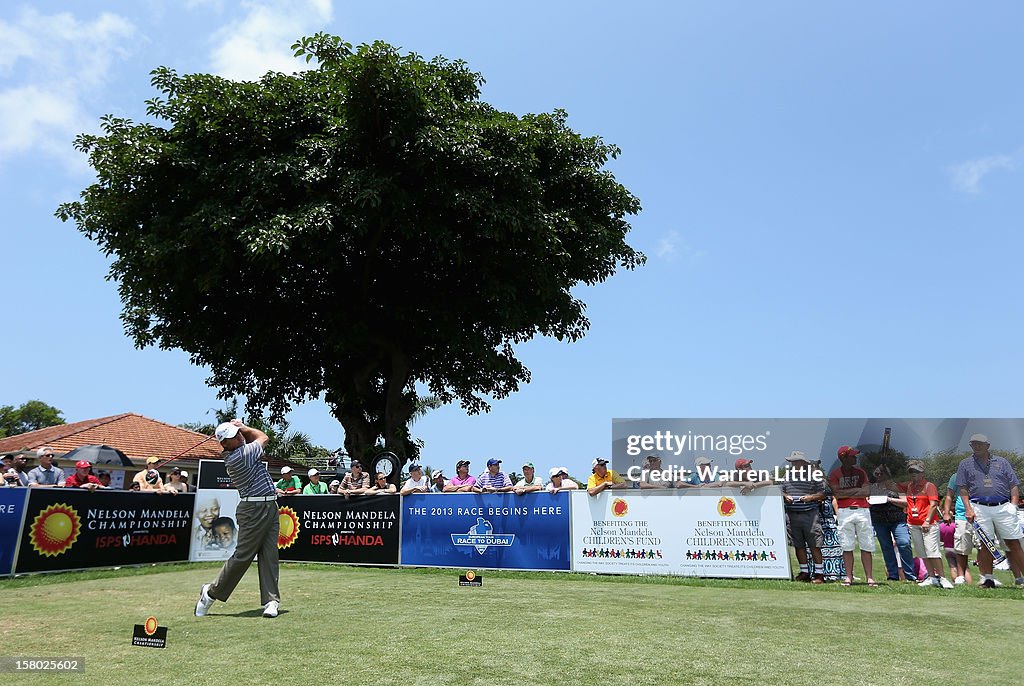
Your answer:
[717,497,737,517]
[278,506,300,549]
[451,517,515,555]
[29,503,81,556]
[611,498,629,517]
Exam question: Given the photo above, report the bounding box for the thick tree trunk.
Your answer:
[382,352,414,461]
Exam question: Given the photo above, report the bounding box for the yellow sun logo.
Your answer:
[144,617,158,636]
[465,570,476,581]
[278,506,300,549]
[717,497,737,517]
[29,503,81,556]
[611,498,629,517]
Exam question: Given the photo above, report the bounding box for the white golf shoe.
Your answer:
[195,583,214,616]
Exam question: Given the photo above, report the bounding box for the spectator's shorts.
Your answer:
[786,509,824,549]
[909,524,941,559]
[837,507,876,552]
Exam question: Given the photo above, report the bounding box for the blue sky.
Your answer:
[3,1,1023,479]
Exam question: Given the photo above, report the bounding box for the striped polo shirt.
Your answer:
[780,476,825,512]
[477,471,512,489]
[224,441,275,498]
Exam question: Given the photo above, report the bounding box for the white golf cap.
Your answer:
[784,450,807,462]
[179,470,189,479]
[549,466,569,478]
[695,457,712,466]
[969,433,990,444]
[214,422,240,441]
[281,466,293,474]
[308,468,319,477]
[592,458,609,467]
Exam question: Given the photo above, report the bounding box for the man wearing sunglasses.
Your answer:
[27,447,65,488]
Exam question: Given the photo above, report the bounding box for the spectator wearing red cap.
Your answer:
[65,460,105,491]
[829,445,878,586]
[728,458,772,495]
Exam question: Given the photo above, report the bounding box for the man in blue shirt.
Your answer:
[956,433,1024,588]
[475,459,514,493]
[27,447,65,487]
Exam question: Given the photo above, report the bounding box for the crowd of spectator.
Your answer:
[7,434,1022,589]
[1,446,193,494]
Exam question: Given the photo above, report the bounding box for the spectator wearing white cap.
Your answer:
[328,479,341,494]
[27,447,65,488]
[513,462,544,495]
[303,468,328,494]
[275,466,302,495]
[587,458,626,496]
[429,469,448,493]
[675,457,717,488]
[546,467,579,492]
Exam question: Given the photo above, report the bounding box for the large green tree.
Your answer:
[0,400,65,438]
[58,34,644,463]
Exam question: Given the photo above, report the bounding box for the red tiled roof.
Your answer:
[0,413,224,462]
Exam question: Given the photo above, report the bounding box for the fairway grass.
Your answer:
[1,563,1021,686]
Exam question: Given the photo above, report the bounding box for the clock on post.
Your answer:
[370,452,401,486]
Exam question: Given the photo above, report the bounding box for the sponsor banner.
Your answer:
[15,490,194,574]
[570,490,790,578]
[612,418,1024,482]
[400,493,571,571]
[278,495,400,565]
[0,488,29,576]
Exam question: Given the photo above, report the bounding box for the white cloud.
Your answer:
[209,0,333,81]
[948,151,1021,195]
[654,231,707,262]
[0,8,136,168]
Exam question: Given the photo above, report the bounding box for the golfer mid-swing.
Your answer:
[195,419,281,618]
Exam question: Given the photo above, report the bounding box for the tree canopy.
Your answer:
[0,400,65,438]
[58,34,644,462]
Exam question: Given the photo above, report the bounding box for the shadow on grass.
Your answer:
[218,608,290,618]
